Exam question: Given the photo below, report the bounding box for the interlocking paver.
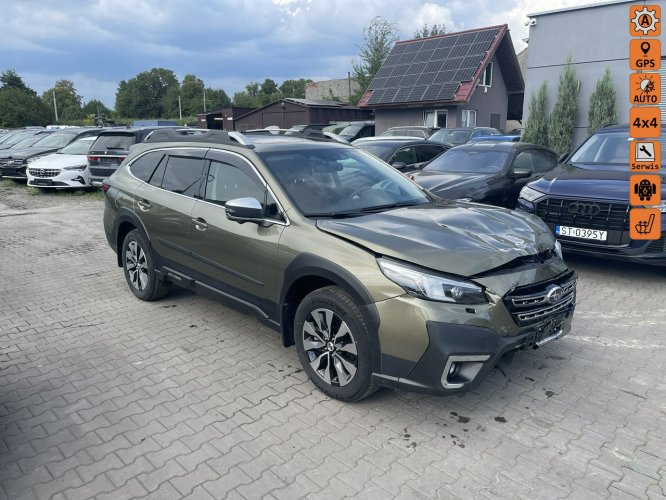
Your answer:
[2,188,666,500]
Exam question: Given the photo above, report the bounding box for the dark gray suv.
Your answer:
[103,129,577,401]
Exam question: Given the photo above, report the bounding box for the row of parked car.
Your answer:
[1,122,664,267]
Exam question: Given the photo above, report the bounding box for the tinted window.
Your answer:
[32,133,76,148]
[390,146,417,165]
[424,149,510,173]
[355,142,397,162]
[416,144,447,163]
[160,156,204,196]
[91,134,136,151]
[149,160,166,187]
[512,151,535,171]
[12,135,48,149]
[129,151,165,182]
[429,129,472,145]
[204,160,265,205]
[531,149,558,173]
[58,136,97,155]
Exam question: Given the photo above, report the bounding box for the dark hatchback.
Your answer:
[352,137,451,172]
[88,127,167,185]
[517,125,666,265]
[411,142,559,207]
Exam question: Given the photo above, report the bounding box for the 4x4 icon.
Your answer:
[103,129,576,401]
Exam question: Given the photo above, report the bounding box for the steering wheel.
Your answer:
[349,185,376,200]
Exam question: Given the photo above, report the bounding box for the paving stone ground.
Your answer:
[0,184,665,500]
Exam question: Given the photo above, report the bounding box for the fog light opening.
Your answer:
[441,355,491,389]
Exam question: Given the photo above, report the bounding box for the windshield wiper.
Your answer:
[358,201,425,213]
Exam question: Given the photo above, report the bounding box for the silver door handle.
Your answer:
[137,200,151,211]
[192,218,208,230]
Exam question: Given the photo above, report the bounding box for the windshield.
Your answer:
[91,134,136,150]
[258,147,429,217]
[339,124,364,138]
[11,135,48,149]
[58,136,97,155]
[32,133,75,148]
[429,129,472,145]
[423,149,509,173]
[568,131,637,170]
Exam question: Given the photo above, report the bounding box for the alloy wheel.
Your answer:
[125,240,148,291]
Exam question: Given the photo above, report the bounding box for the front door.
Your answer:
[189,150,286,318]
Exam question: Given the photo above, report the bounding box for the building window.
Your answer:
[461,110,477,128]
[424,110,448,128]
[480,62,493,87]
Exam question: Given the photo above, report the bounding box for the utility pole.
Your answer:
[52,91,59,122]
[203,87,207,113]
[178,95,182,120]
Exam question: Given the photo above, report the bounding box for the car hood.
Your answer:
[316,202,555,276]
[29,153,87,169]
[411,171,495,198]
[530,164,666,200]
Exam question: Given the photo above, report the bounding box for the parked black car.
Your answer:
[410,142,558,207]
[88,127,169,186]
[517,124,666,265]
[0,129,100,180]
[338,122,375,142]
[428,127,501,145]
[0,129,51,151]
[352,137,451,172]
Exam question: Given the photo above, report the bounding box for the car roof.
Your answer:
[353,136,426,144]
[450,141,551,152]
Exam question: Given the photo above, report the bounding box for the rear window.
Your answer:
[91,135,137,151]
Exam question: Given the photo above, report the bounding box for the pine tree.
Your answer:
[522,81,549,147]
[548,57,579,156]
[587,69,617,135]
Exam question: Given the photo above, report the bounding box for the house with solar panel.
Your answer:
[358,24,524,135]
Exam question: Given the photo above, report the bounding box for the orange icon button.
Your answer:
[629,72,660,104]
[629,107,661,138]
[630,140,661,171]
[630,4,661,37]
[629,208,661,240]
[630,39,661,70]
[630,174,661,206]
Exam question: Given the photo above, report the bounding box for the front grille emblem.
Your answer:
[568,202,601,216]
[545,285,565,304]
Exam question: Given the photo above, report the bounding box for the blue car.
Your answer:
[517,124,666,265]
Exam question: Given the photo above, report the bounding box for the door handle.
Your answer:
[137,200,151,211]
[192,218,208,231]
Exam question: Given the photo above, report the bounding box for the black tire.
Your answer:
[294,286,378,401]
[121,229,170,301]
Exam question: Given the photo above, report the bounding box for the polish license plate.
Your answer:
[33,178,53,186]
[556,226,607,241]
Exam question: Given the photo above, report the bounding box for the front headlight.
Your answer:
[64,165,87,171]
[377,258,487,304]
[519,186,545,203]
[26,157,39,164]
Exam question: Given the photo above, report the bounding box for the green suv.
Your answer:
[103,129,577,401]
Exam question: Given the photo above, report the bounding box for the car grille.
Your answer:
[504,271,577,326]
[535,198,630,231]
[28,168,60,178]
[646,237,666,254]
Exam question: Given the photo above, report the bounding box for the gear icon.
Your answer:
[632,6,659,35]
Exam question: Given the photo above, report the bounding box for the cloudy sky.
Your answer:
[0,0,610,108]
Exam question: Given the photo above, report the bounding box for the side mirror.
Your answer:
[391,161,408,170]
[511,168,533,179]
[225,197,264,224]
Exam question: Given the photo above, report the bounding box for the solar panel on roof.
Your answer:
[407,86,428,101]
[382,88,398,102]
[438,83,459,100]
[416,73,436,86]
[422,84,444,101]
[399,74,418,87]
[475,30,497,43]
[393,87,412,102]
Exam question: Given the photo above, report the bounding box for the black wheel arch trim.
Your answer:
[279,253,381,371]
[112,207,151,267]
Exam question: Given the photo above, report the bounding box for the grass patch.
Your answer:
[4,179,104,200]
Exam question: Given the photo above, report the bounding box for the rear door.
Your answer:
[132,148,207,276]
[88,132,137,182]
[189,150,286,316]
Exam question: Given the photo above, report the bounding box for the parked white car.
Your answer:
[26,136,98,189]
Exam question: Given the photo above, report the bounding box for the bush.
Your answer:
[548,57,579,156]
[588,69,617,135]
[522,81,549,147]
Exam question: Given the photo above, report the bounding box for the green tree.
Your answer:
[351,16,399,104]
[42,79,84,122]
[522,81,549,147]
[114,68,179,118]
[548,57,579,156]
[414,23,447,38]
[82,99,112,117]
[0,70,51,127]
[233,82,263,108]
[587,69,617,135]
[279,78,312,99]
[204,87,231,110]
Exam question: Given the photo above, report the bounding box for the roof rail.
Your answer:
[144,128,246,146]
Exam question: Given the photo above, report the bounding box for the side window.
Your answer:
[416,144,446,163]
[390,146,417,165]
[161,156,205,197]
[149,159,166,188]
[129,151,165,182]
[512,151,536,171]
[205,160,265,206]
[531,149,559,173]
